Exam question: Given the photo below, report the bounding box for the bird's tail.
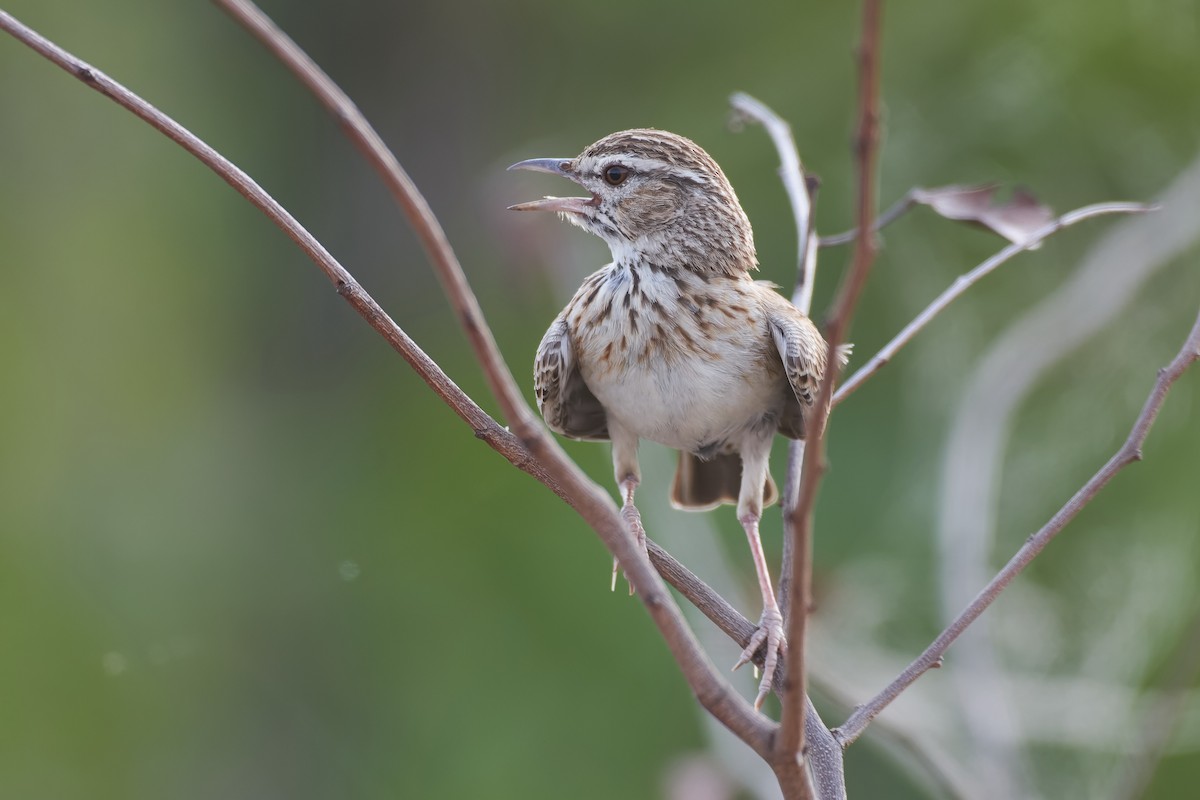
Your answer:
[669,451,779,512]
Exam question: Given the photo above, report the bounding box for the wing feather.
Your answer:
[534,314,610,441]
[763,297,835,441]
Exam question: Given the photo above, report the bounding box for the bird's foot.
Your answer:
[611,501,648,594]
[733,605,787,710]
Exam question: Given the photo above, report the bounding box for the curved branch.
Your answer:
[730,91,817,312]
[0,6,774,755]
[212,0,538,439]
[0,9,552,495]
[833,305,1200,747]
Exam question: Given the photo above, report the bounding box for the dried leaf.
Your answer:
[911,184,1054,247]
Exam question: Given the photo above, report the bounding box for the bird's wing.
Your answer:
[763,296,832,440]
[534,313,610,441]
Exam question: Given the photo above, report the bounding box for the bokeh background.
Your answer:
[2,1,1199,798]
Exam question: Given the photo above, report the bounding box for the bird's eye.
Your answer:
[603,165,630,186]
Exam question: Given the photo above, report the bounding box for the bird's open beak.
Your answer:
[507,158,597,214]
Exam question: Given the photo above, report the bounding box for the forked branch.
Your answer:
[818,191,919,247]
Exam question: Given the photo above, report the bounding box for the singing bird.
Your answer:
[509,129,838,708]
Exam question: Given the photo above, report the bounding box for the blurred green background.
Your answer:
[2,1,1198,798]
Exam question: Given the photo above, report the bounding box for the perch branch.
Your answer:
[778,0,885,781]
[0,6,774,755]
[833,304,1200,747]
[832,201,1154,407]
[648,540,846,800]
[210,0,780,755]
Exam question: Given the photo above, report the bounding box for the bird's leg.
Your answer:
[614,476,648,594]
[731,443,786,711]
[609,423,645,594]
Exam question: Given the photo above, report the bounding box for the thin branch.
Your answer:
[729,91,817,312]
[0,6,775,756]
[778,0,886,781]
[819,191,916,247]
[832,201,1155,407]
[833,305,1200,747]
[213,0,782,755]
[0,9,556,497]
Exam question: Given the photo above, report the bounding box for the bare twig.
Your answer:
[212,0,538,438]
[819,191,916,247]
[213,0,784,755]
[209,0,784,752]
[0,6,775,756]
[832,201,1154,407]
[833,305,1200,747]
[929,170,1200,793]
[777,0,886,786]
[729,91,816,311]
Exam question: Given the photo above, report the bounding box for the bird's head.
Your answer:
[509,129,757,276]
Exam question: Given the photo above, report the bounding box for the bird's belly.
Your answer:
[583,353,783,452]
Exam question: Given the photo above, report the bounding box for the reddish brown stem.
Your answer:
[776,0,885,792]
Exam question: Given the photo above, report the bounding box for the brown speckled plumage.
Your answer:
[510,128,844,709]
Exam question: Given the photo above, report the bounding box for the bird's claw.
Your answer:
[612,501,648,595]
[733,606,787,710]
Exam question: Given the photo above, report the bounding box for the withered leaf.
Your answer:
[911,184,1054,247]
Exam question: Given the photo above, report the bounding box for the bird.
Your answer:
[508,128,839,709]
